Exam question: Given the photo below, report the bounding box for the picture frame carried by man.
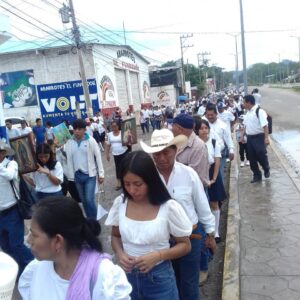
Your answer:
[121,117,137,146]
[9,134,37,174]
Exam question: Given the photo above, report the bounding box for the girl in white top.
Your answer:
[105,121,129,190]
[196,119,226,242]
[19,196,131,300]
[24,143,63,200]
[105,151,192,300]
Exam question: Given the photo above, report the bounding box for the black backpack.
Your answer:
[256,107,272,134]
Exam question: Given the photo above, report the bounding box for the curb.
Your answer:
[222,148,240,300]
[269,138,300,193]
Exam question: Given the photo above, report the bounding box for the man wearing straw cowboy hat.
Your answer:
[141,129,216,300]
[0,141,33,275]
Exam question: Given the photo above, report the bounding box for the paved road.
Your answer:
[258,86,300,131]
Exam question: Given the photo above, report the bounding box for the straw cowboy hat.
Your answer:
[0,140,15,156]
[140,129,187,154]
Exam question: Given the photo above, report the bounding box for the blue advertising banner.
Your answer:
[0,69,37,108]
[37,79,100,126]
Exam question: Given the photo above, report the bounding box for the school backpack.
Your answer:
[255,107,272,134]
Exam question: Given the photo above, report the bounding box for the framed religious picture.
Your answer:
[121,117,137,146]
[9,134,38,174]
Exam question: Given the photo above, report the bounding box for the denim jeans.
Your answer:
[126,260,179,300]
[75,171,97,219]
[36,190,63,201]
[219,155,227,182]
[172,222,206,300]
[0,206,33,276]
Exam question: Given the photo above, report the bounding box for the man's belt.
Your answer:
[0,204,18,216]
[190,224,202,240]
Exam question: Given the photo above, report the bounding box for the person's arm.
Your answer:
[92,139,104,183]
[223,127,234,160]
[111,226,135,273]
[0,160,18,181]
[259,109,269,145]
[263,125,269,145]
[105,142,111,161]
[134,236,191,273]
[211,157,220,184]
[36,164,61,185]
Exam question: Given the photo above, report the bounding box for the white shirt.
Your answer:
[20,127,32,136]
[142,109,150,119]
[18,259,132,300]
[197,106,206,116]
[203,117,234,154]
[107,132,127,156]
[105,197,192,257]
[0,158,18,210]
[72,139,89,174]
[86,126,94,137]
[32,162,63,193]
[205,137,222,165]
[158,162,215,234]
[218,110,235,133]
[244,105,268,135]
[253,93,262,106]
[6,128,20,140]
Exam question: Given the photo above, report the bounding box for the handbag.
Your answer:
[9,177,36,220]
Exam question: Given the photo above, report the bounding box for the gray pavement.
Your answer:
[237,144,300,300]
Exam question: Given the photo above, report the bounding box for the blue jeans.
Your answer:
[219,155,227,182]
[36,190,63,201]
[0,205,33,276]
[75,171,97,219]
[172,222,206,300]
[126,260,179,300]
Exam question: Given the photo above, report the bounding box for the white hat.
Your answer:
[0,140,15,156]
[140,129,187,154]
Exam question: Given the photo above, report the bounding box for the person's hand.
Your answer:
[117,251,136,272]
[98,177,104,184]
[205,235,217,254]
[264,137,270,145]
[229,153,234,161]
[134,251,161,273]
[209,179,216,187]
[36,163,50,175]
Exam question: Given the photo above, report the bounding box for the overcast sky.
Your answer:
[1,0,300,71]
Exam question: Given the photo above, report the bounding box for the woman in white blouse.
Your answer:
[18,196,131,300]
[105,121,130,190]
[105,151,192,300]
[23,143,64,200]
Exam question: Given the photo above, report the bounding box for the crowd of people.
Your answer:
[0,87,271,300]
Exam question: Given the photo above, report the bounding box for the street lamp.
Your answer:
[239,0,248,94]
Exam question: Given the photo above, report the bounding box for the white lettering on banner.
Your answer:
[41,93,98,113]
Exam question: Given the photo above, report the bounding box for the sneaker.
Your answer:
[240,161,245,167]
[246,160,250,166]
[199,271,208,286]
[264,169,270,178]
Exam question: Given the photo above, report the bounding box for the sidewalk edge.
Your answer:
[222,153,240,300]
[270,138,300,193]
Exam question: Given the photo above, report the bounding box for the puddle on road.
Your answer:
[272,130,300,170]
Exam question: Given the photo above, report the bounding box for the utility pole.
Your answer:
[239,0,248,94]
[180,34,193,94]
[234,35,239,89]
[123,21,127,45]
[198,52,211,94]
[59,0,93,118]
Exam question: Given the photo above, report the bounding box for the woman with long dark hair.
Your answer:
[105,151,192,300]
[24,143,64,200]
[18,196,131,299]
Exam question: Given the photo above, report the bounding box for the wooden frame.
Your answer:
[121,117,137,146]
[9,134,37,174]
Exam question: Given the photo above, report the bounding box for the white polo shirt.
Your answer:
[244,105,268,135]
[20,127,32,136]
[218,110,235,133]
[158,161,215,234]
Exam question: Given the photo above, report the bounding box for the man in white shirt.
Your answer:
[0,141,33,275]
[65,119,104,219]
[242,94,270,183]
[5,119,21,141]
[217,101,235,133]
[204,104,234,180]
[141,129,216,300]
[252,88,262,106]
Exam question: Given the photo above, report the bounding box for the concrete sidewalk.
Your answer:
[223,140,300,300]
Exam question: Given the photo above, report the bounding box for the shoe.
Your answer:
[250,177,262,183]
[215,237,221,244]
[246,160,250,166]
[264,169,270,178]
[240,161,245,167]
[199,271,208,286]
